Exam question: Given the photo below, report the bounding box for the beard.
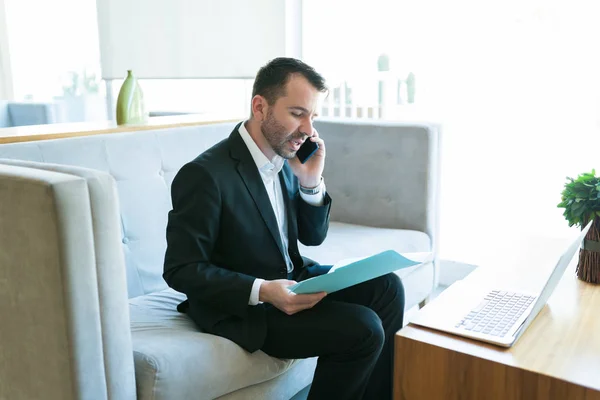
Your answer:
[261,109,304,159]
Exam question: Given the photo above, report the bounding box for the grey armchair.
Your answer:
[0,100,63,127]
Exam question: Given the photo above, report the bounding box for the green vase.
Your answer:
[116,70,147,125]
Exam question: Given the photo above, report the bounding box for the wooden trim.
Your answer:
[0,114,243,144]
[394,331,600,400]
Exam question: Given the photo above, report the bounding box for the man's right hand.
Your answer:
[259,279,327,315]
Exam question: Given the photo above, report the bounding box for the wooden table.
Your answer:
[394,259,600,400]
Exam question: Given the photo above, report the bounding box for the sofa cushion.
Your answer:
[299,221,433,308]
[215,359,315,400]
[130,288,313,400]
[299,221,431,265]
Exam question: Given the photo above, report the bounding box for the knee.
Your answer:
[352,306,385,351]
[379,273,405,301]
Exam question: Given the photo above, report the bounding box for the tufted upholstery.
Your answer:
[314,119,439,248]
[0,120,441,298]
[0,122,237,298]
[0,119,441,399]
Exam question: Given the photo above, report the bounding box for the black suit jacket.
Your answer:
[163,123,332,352]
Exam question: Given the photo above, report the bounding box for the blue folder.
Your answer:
[289,250,430,294]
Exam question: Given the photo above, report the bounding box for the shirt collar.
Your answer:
[238,121,285,175]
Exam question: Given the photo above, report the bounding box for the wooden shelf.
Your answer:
[0,114,243,144]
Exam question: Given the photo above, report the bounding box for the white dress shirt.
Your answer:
[237,121,326,305]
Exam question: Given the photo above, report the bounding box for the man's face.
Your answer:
[260,74,321,159]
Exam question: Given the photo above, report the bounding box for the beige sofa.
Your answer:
[0,119,441,399]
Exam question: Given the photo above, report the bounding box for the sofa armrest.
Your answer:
[314,119,442,287]
[0,159,136,399]
[0,164,108,399]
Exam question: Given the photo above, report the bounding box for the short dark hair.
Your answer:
[252,57,327,107]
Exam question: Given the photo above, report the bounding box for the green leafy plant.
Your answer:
[559,170,600,284]
[557,170,600,228]
[61,68,100,97]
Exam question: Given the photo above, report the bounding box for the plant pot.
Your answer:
[577,217,600,284]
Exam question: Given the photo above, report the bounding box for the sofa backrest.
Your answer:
[315,119,440,237]
[0,119,440,299]
[0,122,237,298]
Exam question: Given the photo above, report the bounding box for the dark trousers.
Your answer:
[261,265,405,400]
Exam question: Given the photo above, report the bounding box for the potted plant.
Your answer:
[557,170,600,283]
[55,68,107,122]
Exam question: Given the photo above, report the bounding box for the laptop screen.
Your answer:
[516,220,592,334]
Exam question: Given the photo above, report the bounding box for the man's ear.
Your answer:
[251,95,268,121]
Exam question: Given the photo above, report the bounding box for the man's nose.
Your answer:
[300,118,314,137]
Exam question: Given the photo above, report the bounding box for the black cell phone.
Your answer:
[296,139,319,164]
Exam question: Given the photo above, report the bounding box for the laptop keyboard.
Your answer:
[455,290,536,337]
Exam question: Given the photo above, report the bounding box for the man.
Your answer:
[163,57,405,399]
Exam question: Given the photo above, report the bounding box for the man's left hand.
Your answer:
[288,129,325,188]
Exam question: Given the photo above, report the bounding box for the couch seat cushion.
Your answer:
[129,289,309,400]
[299,221,431,272]
[299,221,434,309]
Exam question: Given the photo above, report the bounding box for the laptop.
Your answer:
[409,220,592,347]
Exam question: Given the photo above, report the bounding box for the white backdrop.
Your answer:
[96,0,288,80]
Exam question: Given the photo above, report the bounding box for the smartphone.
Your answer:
[296,139,319,164]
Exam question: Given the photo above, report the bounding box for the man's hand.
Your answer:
[287,129,326,188]
[260,279,327,315]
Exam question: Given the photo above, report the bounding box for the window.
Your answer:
[4,0,102,100]
[303,0,600,265]
[5,0,251,118]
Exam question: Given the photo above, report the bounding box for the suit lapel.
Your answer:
[229,127,286,258]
